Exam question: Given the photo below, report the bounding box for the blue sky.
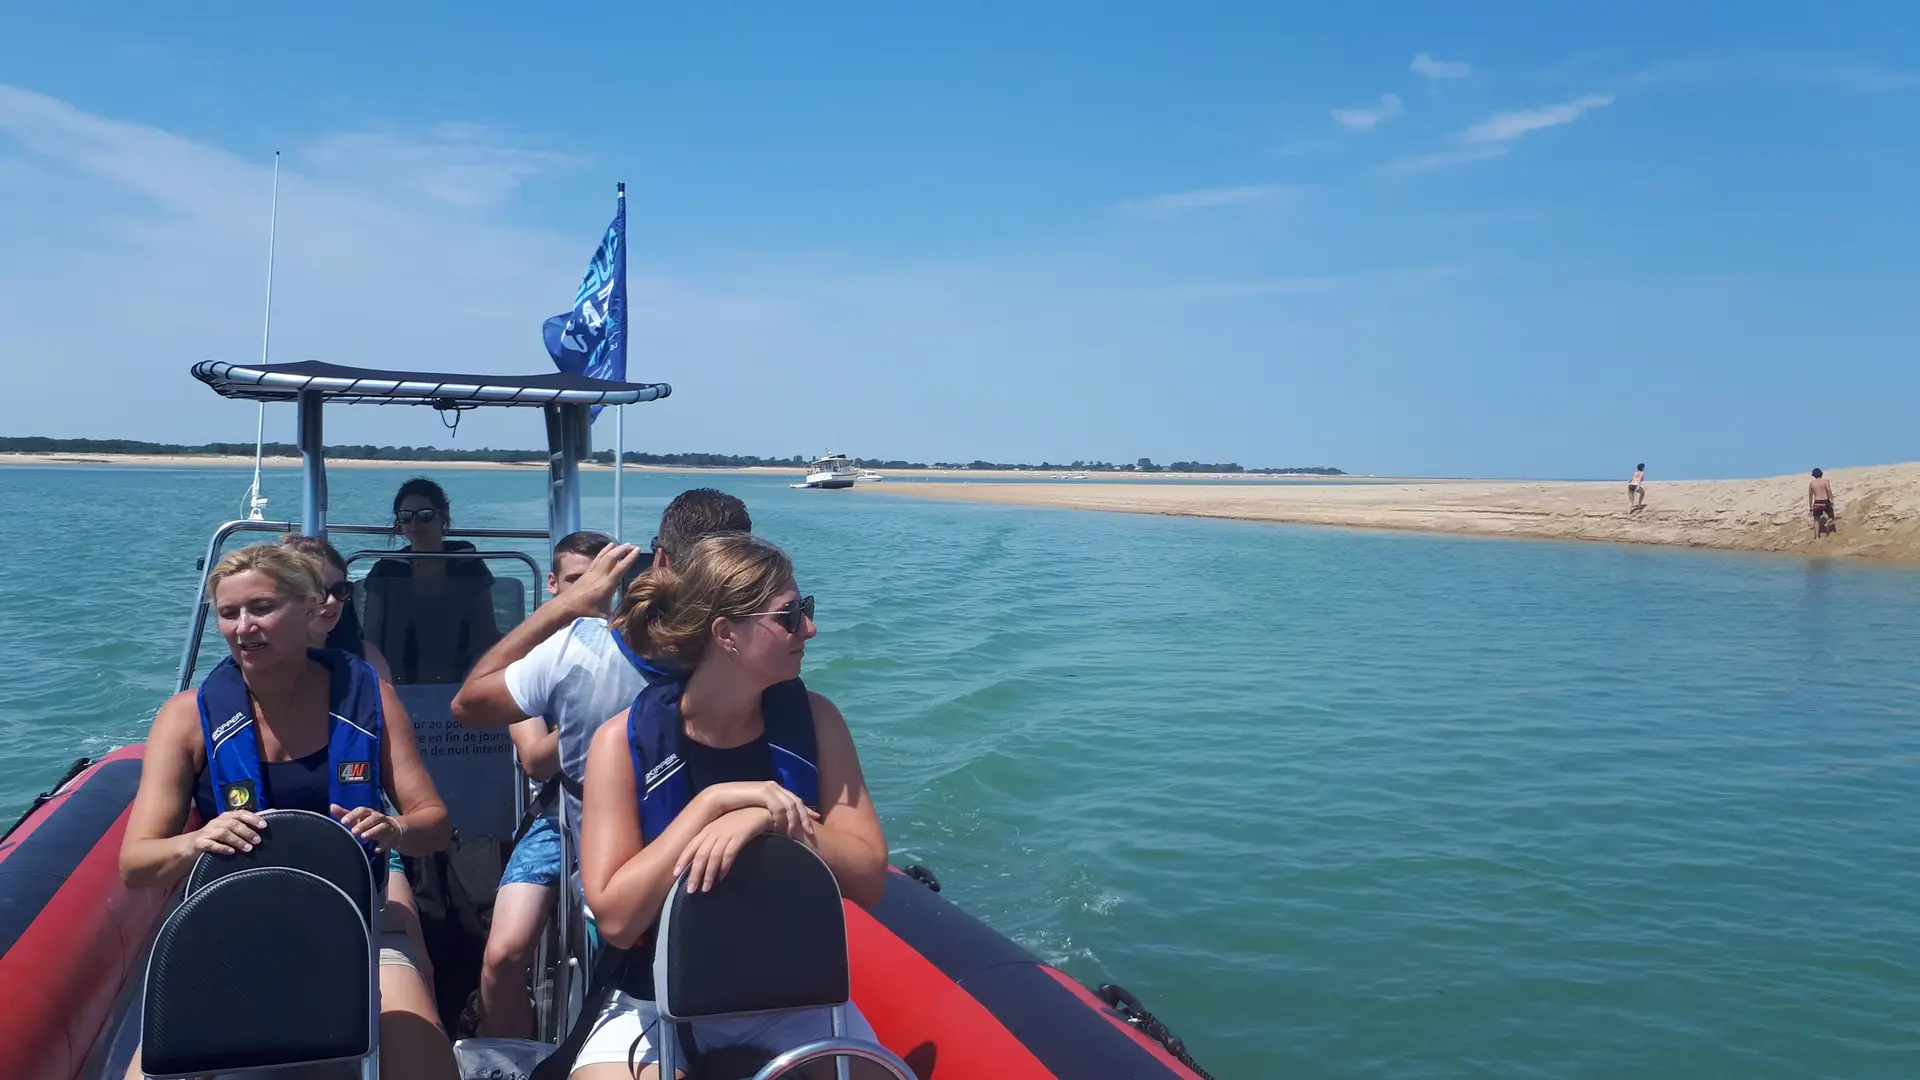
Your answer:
[1,3,1916,479]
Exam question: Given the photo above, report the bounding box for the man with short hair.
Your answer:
[450,490,752,1037]
[1809,468,1837,535]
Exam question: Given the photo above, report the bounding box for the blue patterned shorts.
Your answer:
[500,815,562,888]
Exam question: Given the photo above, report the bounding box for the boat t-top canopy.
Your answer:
[192,360,672,543]
[192,360,671,408]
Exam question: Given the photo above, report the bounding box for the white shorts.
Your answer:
[570,989,876,1073]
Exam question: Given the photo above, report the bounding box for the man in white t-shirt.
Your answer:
[450,488,753,1037]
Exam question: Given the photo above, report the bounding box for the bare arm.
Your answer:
[508,717,560,781]
[363,639,395,687]
[378,681,452,856]
[805,693,890,908]
[579,713,750,948]
[118,692,212,889]
[452,542,642,730]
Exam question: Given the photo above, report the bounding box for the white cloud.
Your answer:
[298,123,580,209]
[1331,93,1404,131]
[1114,183,1302,220]
[1462,93,1613,144]
[1376,145,1510,175]
[1411,53,1471,80]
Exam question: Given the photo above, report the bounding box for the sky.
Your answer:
[1,3,1916,479]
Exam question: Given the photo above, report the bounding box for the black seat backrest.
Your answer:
[185,808,375,928]
[654,833,850,1021]
[142,866,374,1077]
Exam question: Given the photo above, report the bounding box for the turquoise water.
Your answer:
[3,464,1917,1078]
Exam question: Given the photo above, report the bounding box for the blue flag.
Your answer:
[543,187,626,417]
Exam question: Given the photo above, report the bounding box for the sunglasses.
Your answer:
[740,595,814,633]
[395,508,442,525]
[323,581,354,602]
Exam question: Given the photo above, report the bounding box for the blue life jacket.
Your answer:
[626,677,818,842]
[196,648,386,866]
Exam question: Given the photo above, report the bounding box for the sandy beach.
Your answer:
[862,464,1920,563]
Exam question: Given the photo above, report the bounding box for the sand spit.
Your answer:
[861,464,1920,563]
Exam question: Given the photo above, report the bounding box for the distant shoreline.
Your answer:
[0,452,1378,483]
[859,464,1920,563]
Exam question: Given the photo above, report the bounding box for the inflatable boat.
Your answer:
[0,362,1211,1080]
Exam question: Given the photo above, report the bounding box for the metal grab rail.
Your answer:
[175,519,552,691]
[751,1039,916,1080]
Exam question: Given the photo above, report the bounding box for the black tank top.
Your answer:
[678,730,774,794]
[195,745,331,816]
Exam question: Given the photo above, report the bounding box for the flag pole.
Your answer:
[247,151,281,521]
[613,181,626,541]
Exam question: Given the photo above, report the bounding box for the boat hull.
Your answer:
[0,752,1203,1080]
[0,747,172,1080]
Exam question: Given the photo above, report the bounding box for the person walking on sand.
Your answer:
[1628,463,1646,513]
[1809,468,1838,535]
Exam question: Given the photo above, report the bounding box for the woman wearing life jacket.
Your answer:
[363,476,503,684]
[280,533,432,974]
[119,542,459,1080]
[573,533,890,1079]
[279,533,395,684]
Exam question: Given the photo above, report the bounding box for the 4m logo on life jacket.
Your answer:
[337,761,372,784]
[223,781,257,811]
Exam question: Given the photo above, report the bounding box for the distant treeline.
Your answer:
[1,437,1342,475]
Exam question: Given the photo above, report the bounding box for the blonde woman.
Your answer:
[119,542,458,1079]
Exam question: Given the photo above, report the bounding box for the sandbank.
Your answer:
[860,464,1920,563]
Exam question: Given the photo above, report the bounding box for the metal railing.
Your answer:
[175,520,552,692]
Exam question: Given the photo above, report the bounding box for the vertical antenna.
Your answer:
[613,181,627,540]
[247,151,281,521]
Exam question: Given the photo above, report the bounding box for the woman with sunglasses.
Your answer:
[572,532,890,1079]
[279,535,437,969]
[279,534,395,685]
[363,476,502,684]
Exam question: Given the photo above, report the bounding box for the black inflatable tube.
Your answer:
[0,759,143,957]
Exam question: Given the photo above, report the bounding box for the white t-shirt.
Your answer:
[503,616,658,840]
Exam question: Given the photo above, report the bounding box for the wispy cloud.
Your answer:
[1114,183,1302,220]
[298,123,579,209]
[1376,145,1510,176]
[1411,53,1471,81]
[1331,93,1404,131]
[1462,93,1613,144]
[1377,91,1610,174]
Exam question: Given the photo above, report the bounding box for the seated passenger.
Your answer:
[279,533,395,684]
[119,542,459,1080]
[280,533,431,974]
[477,528,616,1038]
[574,533,890,1080]
[363,476,502,684]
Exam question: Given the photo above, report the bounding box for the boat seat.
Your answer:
[185,809,376,929]
[654,834,915,1080]
[141,866,376,1079]
[391,682,518,842]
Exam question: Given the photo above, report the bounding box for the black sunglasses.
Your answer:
[396,508,442,525]
[741,595,815,633]
[323,581,355,602]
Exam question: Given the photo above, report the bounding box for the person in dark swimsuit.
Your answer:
[1809,468,1838,534]
[362,477,503,684]
[119,542,458,1080]
[573,533,890,1080]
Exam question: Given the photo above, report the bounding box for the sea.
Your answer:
[1,463,1915,1079]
